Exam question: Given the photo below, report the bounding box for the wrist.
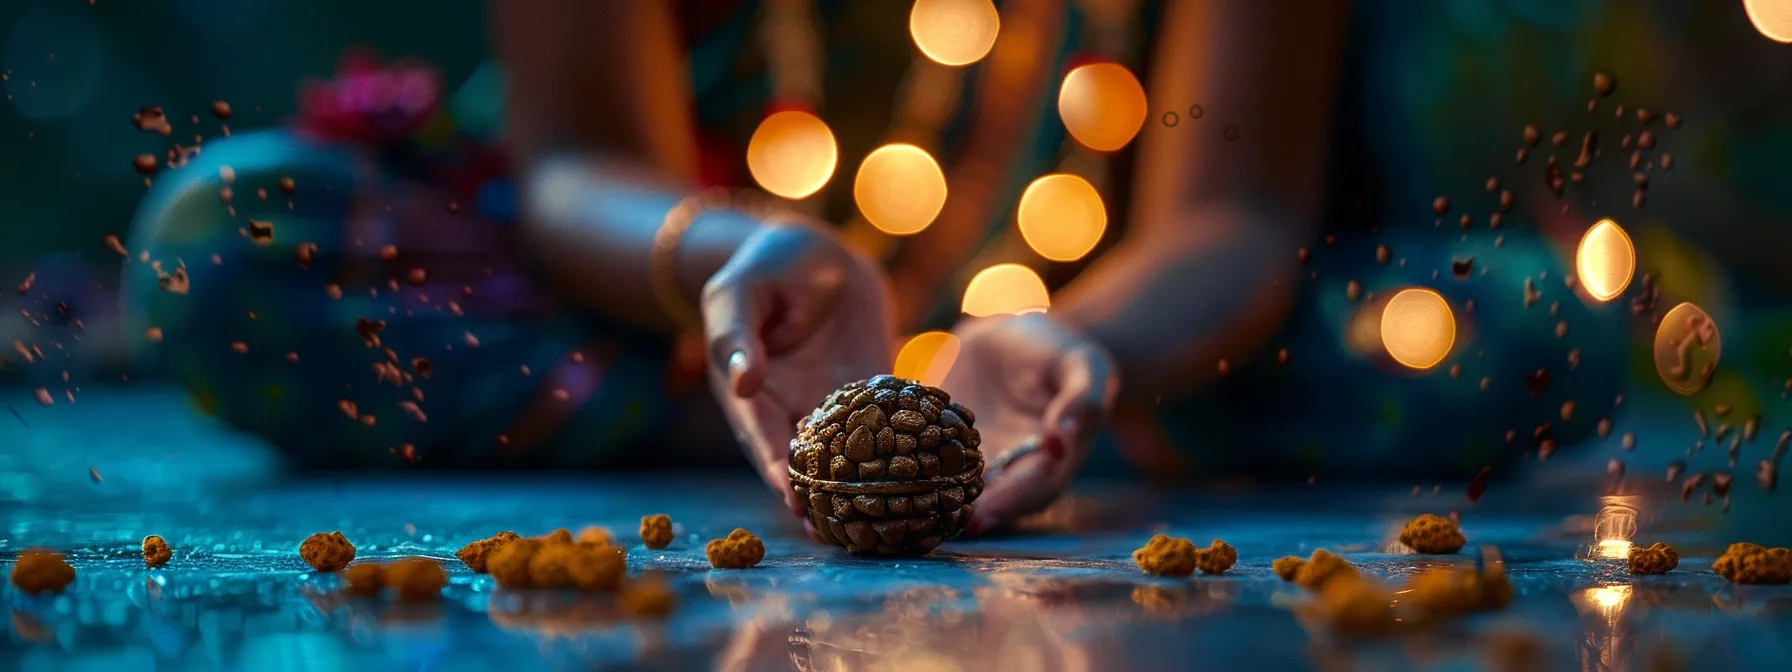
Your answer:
[674,208,763,305]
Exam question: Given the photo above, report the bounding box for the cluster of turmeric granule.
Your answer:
[1132,535,1237,576]
[1712,543,1792,585]
[1271,547,1513,637]
[1626,542,1679,576]
[1398,514,1467,554]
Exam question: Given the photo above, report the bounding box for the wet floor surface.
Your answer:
[5,389,1792,671]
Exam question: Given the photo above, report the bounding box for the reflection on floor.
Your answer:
[5,387,1792,670]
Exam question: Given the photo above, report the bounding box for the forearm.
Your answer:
[517,156,763,333]
[1052,206,1304,404]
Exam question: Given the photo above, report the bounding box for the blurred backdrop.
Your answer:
[1,0,1791,517]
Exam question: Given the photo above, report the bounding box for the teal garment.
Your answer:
[1140,0,1660,480]
[120,130,673,468]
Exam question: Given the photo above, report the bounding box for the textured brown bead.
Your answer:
[299,532,356,572]
[1627,542,1679,575]
[142,535,173,568]
[1134,535,1198,576]
[456,531,520,573]
[789,375,985,556]
[9,550,74,594]
[1399,514,1467,554]
[706,529,766,569]
[639,515,674,549]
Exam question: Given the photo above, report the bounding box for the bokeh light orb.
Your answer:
[1017,174,1107,261]
[962,263,1051,317]
[746,110,838,200]
[1057,63,1148,152]
[909,0,1001,66]
[1652,302,1721,395]
[1575,219,1636,302]
[1379,288,1456,370]
[1744,0,1792,43]
[854,143,948,235]
[894,331,961,386]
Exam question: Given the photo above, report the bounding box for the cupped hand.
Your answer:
[701,223,895,517]
[942,313,1118,534]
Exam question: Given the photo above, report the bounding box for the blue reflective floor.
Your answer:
[4,388,1792,671]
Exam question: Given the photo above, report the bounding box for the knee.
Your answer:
[121,131,361,376]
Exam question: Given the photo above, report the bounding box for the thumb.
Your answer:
[700,276,770,397]
[1040,346,1115,460]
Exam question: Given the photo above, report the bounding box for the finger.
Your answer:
[968,449,1063,536]
[1041,346,1114,460]
[700,276,770,397]
[739,396,803,518]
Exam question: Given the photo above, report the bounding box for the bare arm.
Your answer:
[1052,0,1351,402]
[491,0,760,332]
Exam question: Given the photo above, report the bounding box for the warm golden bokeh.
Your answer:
[746,110,839,200]
[1745,0,1792,43]
[893,331,962,386]
[1652,302,1722,395]
[1575,219,1636,302]
[1056,63,1148,152]
[1016,173,1107,262]
[1379,288,1455,370]
[961,263,1051,317]
[909,0,1001,66]
[854,144,949,235]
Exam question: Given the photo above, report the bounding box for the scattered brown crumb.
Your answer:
[1627,542,1679,575]
[9,549,75,594]
[488,538,543,589]
[1400,514,1466,554]
[1484,629,1546,672]
[1713,542,1792,585]
[1133,534,1198,577]
[528,543,578,589]
[342,563,386,597]
[142,535,172,568]
[706,529,766,569]
[1404,562,1512,620]
[1308,574,1396,637]
[1293,549,1359,591]
[575,526,613,546]
[385,558,447,602]
[620,575,676,618]
[568,544,627,591]
[299,532,356,572]
[1195,539,1237,575]
[640,515,674,549]
[1272,555,1306,582]
[537,528,574,545]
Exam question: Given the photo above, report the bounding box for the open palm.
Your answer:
[702,224,894,516]
[941,313,1116,533]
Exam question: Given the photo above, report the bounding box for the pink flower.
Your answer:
[297,50,443,147]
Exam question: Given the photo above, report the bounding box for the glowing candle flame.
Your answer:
[909,0,1001,66]
[962,263,1050,317]
[1745,0,1792,43]
[1379,288,1456,370]
[1017,174,1107,262]
[746,110,838,200]
[854,144,948,235]
[893,331,961,386]
[1576,219,1636,302]
[1057,63,1148,152]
